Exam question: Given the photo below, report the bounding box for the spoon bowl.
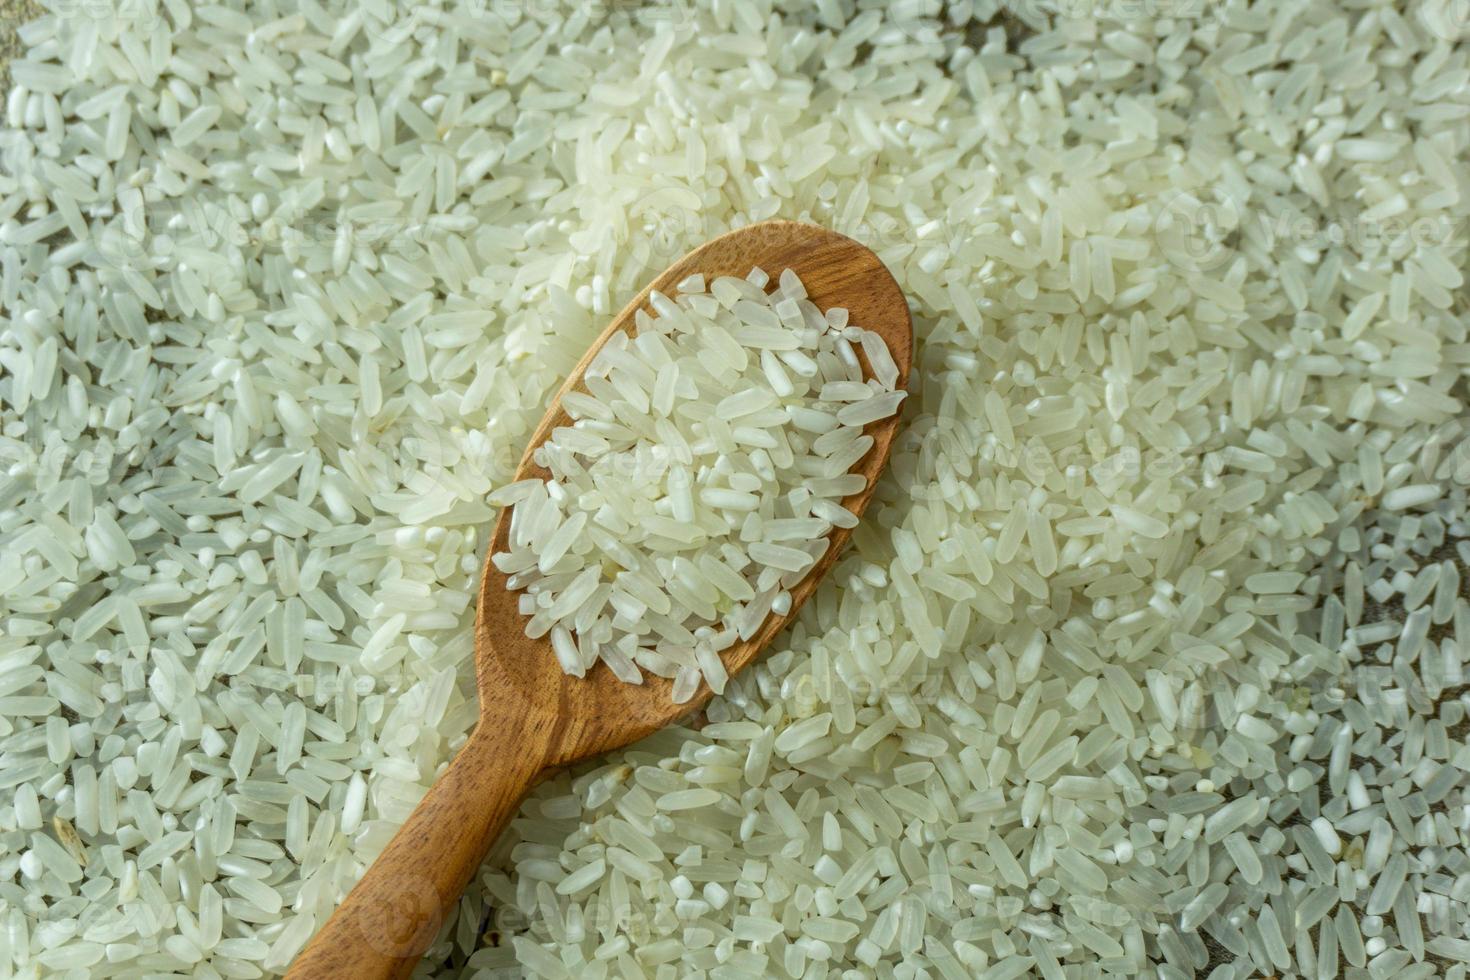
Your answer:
[288,220,912,979]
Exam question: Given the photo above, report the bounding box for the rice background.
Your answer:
[0,0,45,85]
[2,0,1470,975]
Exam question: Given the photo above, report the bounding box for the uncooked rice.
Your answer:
[0,0,1467,977]
[491,268,902,697]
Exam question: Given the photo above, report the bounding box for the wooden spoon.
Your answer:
[286,220,913,979]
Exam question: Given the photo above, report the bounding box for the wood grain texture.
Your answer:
[287,220,912,979]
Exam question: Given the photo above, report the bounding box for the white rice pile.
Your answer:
[1,0,1467,977]
[491,268,903,698]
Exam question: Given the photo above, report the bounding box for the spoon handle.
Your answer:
[286,721,545,980]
